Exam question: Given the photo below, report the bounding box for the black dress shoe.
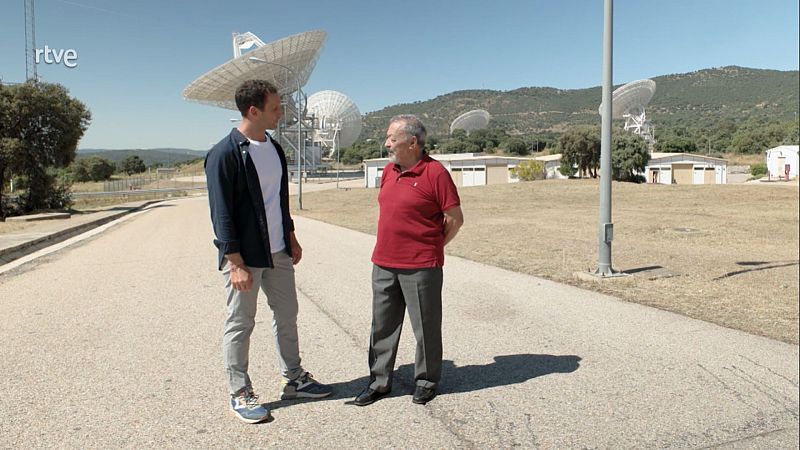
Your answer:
[352,388,389,406]
[412,386,436,404]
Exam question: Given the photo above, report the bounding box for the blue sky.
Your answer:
[1,0,798,150]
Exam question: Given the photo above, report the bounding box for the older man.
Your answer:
[353,115,464,406]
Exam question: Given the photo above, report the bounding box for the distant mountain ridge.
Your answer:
[76,148,207,167]
[361,66,799,140]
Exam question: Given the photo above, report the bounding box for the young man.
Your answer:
[353,115,464,406]
[205,79,332,424]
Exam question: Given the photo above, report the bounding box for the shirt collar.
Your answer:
[392,152,431,176]
[232,127,272,147]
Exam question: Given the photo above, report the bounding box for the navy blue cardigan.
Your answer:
[204,128,294,270]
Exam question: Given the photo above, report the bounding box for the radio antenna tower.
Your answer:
[24,0,38,82]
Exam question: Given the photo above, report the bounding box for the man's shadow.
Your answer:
[265,354,581,412]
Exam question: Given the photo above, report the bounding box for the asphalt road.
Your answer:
[1,196,797,448]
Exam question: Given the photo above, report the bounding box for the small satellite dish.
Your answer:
[599,79,656,144]
[307,90,362,149]
[450,109,491,135]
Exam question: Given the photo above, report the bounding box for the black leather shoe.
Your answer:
[412,386,436,404]
[352,388,389,406]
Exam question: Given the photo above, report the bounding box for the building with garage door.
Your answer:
[644,153,728,185]
[764,145,798,180]
[363,153,537,188]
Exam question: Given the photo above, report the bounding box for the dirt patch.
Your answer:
[293,179,799,344]
[0,221,36,235]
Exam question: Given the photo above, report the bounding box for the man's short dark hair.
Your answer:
[235,80,279,117]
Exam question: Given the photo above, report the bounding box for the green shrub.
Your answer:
[511,160,545,181]
[750,163,767,177]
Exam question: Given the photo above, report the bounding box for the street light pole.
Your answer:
[248,56,303,210]
[593,0,619,277]
[335,126,341,189]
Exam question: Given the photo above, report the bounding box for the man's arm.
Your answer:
[442,206,464,246]
[205,147,240,262]
[289,231,303,265]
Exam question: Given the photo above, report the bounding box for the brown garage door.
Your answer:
[672,164,693,184]
[704,167,716,184]
[486,165,507,185]
[450,168,463,187]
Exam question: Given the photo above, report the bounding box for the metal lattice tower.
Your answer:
[24,0,37,82]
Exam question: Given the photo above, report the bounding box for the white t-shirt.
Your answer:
[246,138,285,253]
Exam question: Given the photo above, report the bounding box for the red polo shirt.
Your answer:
[371,154,460,269]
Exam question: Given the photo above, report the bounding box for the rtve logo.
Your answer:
[35,45,78,68]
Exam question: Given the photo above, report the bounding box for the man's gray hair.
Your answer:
[390,114,427,149]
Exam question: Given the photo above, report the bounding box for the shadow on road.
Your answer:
[265,353,581,412]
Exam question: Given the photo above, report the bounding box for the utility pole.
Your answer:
[24,0,38,82]
[592,0,621,278]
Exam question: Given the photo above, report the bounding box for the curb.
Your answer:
[0,200,163,264]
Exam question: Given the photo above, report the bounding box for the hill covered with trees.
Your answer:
[351,66,797,159]
[76,148,207,167]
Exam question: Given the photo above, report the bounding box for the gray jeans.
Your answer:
[222,251,303,394]
[369,264,443,392]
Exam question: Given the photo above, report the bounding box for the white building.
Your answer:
[534,153,568,180]
[645,153,728,185]
[363,153,539,188]
[764,145,798,180]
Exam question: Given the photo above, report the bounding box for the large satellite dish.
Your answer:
[307,90,362,148]
[599,79,656,144]
[182,30,326,110]
[450,109,491,135]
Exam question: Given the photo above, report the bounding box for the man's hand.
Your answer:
[225,253,253,291]
[443,206,464,246]
[289,232,303,265]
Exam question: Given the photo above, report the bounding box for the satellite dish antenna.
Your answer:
[599,79,656,144]
[450,109,491,135]
[183,30,327,210]
[307,90,362,188]
[182,30,326,109]
[307,90,362,149]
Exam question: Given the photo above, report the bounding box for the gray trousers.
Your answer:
[222,251,303,394]
[368,264,443,392]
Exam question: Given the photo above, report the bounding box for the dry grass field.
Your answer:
[293,179,799,344]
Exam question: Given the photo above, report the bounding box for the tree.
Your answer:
[655,135,697,153]
[506,138,530,156]
[558,126,600,178]
[440,138,480,154]
[68,157,115,182]
[69,159,91,183]
[611,133,650,182]
[467,128,507,151]
[0,82,90,216]
[426,135,439,152]
[729,120,794,154]
[87,157,115,181]
[510,160,545,181]
[339,140,382,165]
[450,129,467,140]
[121,155,146,175]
